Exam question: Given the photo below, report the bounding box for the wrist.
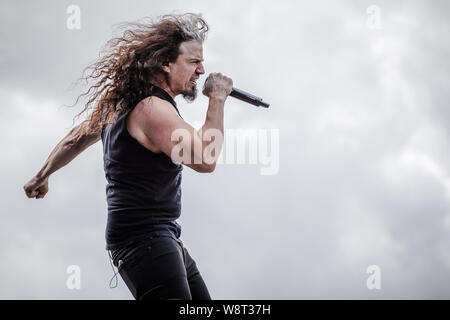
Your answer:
[36,168,49,181]
[209,96,227,103]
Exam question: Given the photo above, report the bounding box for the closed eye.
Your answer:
[188,59,204,63]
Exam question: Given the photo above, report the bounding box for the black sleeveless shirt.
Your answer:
[101,85,183,251]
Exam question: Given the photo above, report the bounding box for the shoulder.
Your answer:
[134,96,180,128]
[139,95,175,112]
[129,95,183,139]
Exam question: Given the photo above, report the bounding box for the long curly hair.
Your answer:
[71,13,208,138]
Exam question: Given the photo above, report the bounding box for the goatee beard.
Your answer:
[182,86,198,103]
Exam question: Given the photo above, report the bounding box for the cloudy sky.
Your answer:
[1,0,450,299]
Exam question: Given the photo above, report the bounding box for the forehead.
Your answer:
[178,40,203,59]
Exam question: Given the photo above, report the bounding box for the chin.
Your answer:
[182,87,198,103]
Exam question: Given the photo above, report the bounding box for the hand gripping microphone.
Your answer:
[230,87,270,108]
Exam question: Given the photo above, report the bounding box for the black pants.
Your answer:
[111,236,211,300]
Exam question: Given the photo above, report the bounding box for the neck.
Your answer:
[151,76,177,99]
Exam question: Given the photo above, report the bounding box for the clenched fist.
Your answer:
[202,73,233,100]
[23,176,49,199]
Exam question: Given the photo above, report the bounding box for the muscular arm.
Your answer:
[138,96,225,173]
[23,120,101,199]
[136,73,232,173]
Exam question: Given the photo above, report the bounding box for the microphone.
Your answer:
[230,87,270,108]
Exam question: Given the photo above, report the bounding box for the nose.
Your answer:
[196,62,205,75]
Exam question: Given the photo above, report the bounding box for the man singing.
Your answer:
[23,13,233,300]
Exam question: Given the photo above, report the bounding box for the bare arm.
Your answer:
[23,120,101,199]
[137,73,232,173]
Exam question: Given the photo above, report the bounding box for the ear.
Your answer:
[162,61,170,73]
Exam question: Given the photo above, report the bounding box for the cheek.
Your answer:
[184,67,193,77]
[186,64,196,75]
